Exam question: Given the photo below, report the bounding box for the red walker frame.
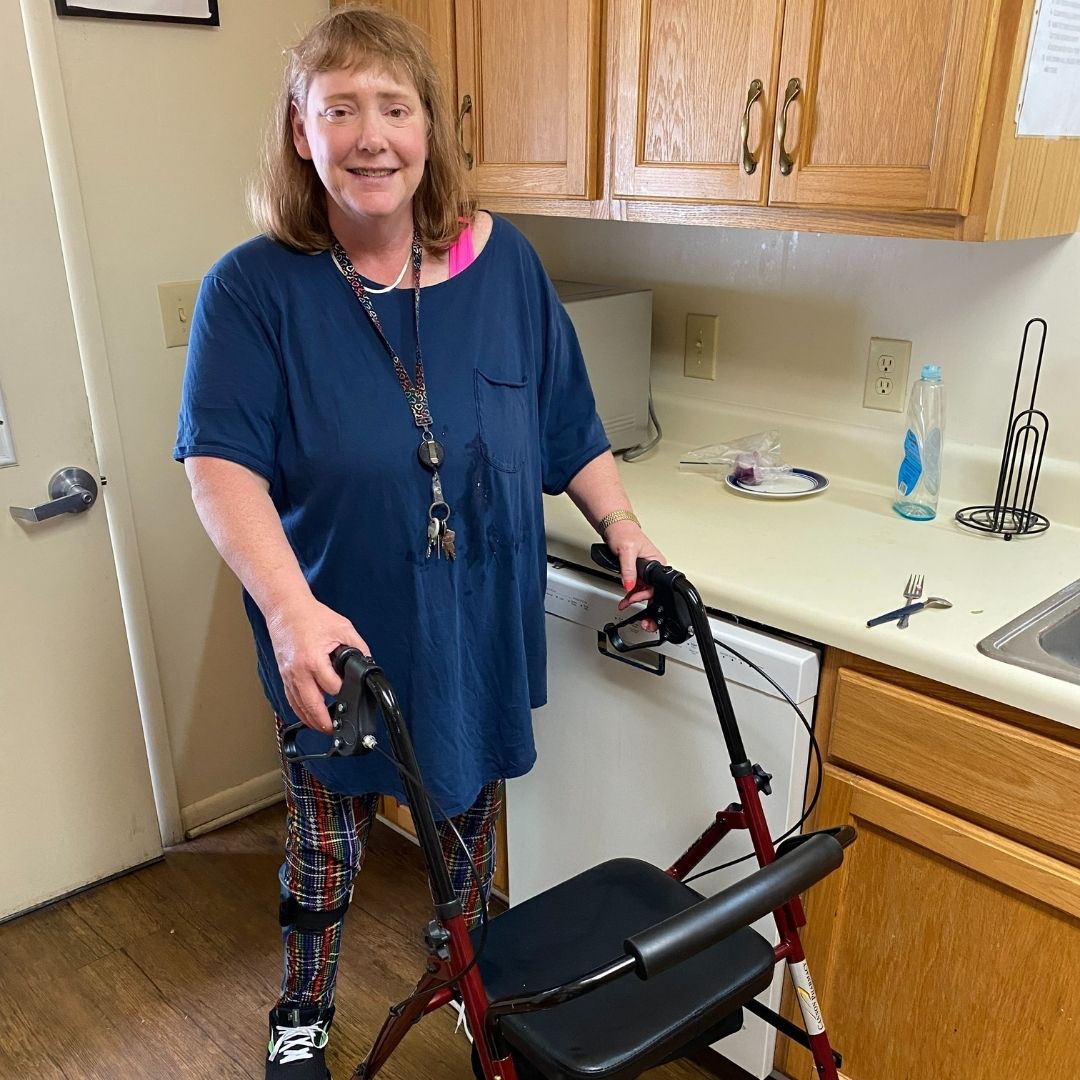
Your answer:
[284,551,847,1080]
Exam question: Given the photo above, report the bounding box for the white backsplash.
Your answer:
[512,214,1080,528]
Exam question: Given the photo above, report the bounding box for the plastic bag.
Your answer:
[678,430,793,485]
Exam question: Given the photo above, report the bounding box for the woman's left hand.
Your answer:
[604,519,667,632]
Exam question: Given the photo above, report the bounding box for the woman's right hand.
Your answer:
[265,596,371,734]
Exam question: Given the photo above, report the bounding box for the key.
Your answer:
[440,524,456,562]
[426,515,440,560]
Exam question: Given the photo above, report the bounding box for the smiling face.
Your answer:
[291,65,428,242]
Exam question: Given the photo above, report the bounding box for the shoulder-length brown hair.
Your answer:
[250,4,474,255]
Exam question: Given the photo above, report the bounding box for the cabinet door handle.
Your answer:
[456,94,474,170]
[776,77,802,176]
[741,79,764,175]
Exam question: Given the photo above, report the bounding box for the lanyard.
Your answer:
[331,234,455,561]
[332,234,429,426]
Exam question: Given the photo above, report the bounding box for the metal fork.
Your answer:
[897,573,924,630]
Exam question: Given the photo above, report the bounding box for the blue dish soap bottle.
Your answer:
[894,364,945,520]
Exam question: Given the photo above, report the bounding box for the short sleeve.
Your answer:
[173,273,285,484]
[536,280,610,495]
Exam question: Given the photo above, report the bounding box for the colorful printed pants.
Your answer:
[275,720,502,1010]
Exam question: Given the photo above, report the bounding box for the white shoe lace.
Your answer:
[269,1021,329,1064]
[449,999,474,1044]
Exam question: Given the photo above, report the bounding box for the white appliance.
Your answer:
[507,562,820,1079]
[554,281,653,453]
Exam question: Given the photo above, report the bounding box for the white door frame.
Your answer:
[20,0,182,846]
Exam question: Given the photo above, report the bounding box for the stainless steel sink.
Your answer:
[978,580,1080,686]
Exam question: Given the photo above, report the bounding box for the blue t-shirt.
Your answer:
[174,215,609,815]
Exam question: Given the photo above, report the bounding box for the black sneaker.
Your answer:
[266,1003,334,1079]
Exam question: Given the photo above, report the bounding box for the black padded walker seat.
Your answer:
[475,858,776,1080]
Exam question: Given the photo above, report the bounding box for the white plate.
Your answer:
[724,467,830,499]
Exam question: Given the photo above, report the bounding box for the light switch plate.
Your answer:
[684,313,720,380]
[0,381,16,467]
[863,337,911,412]
[157,280,201,348]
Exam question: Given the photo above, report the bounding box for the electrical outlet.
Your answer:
[684,313,720,380]
[863,337,911,412]
[157,280,202,348]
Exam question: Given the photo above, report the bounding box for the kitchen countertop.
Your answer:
[543,430,1080,732]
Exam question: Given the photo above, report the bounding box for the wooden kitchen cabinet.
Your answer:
[332,1,1080,238]
[331,0,457,97]
[768,0,998,213]
[334,0,603,201]
[486,0,1080,239]
[611,0,986,210]
[454,0,604,198]
[775,651,1080,1080]
[610,0,786,205]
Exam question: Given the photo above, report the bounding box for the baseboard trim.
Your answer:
[687,1047,783,1080]
[181,770,284,839]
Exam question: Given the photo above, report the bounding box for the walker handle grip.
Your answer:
[591,543,695,649]
[281,648,382,762]
[590,543,665,588]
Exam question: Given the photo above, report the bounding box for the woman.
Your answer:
[174,7,664,1078]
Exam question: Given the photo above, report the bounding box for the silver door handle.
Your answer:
[10,467,99,523]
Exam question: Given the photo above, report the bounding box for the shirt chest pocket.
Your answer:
[474,369,530,473]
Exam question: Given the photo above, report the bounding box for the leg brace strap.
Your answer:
[279,891,351,933]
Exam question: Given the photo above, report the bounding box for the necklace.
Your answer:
[331,233,456,562]
[356,250,411,294]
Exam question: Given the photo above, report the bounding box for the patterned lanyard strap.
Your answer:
[332,233,429,425]
[331,233,455,561]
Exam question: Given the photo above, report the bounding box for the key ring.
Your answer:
[428,500,451,523]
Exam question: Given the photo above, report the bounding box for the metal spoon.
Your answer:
[896,596,952,628]
[866,597,953,628]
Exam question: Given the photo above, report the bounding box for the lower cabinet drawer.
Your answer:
[828,668,1080,865]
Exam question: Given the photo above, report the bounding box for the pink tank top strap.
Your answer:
[447,220,476,278]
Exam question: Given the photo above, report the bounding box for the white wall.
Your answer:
[50,0,326,829]
[32,0,1080,831]
[513,216,1080,479]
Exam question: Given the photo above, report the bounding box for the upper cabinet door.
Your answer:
[770,0,999,212]
[611,0,786,204]
[340,1,457,97]
[455,0,603,198]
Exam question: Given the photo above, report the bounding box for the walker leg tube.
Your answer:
[444,914,520,1080]
[352,971,441,1080]
[785,944,840,1080]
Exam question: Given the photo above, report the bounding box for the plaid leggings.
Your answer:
[275,720,502,1010]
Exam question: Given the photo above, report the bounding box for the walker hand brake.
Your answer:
[590,543,695,652]
[280,646,382,762]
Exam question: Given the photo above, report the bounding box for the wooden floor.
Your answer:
[0,805,719,1080]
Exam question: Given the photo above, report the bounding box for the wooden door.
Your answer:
[1,3,161,920]
[770,0,1000,212]
[778,766,1080,1080]
[611,0,786,204]
[454,0,603,198]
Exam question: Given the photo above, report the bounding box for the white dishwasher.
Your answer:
[506,561,820,1080]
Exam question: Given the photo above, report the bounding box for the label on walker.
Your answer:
[789,960,825,1036]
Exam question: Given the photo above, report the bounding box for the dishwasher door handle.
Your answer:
[596,631,666,676]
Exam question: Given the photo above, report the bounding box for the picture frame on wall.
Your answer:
[54,1,220,26]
